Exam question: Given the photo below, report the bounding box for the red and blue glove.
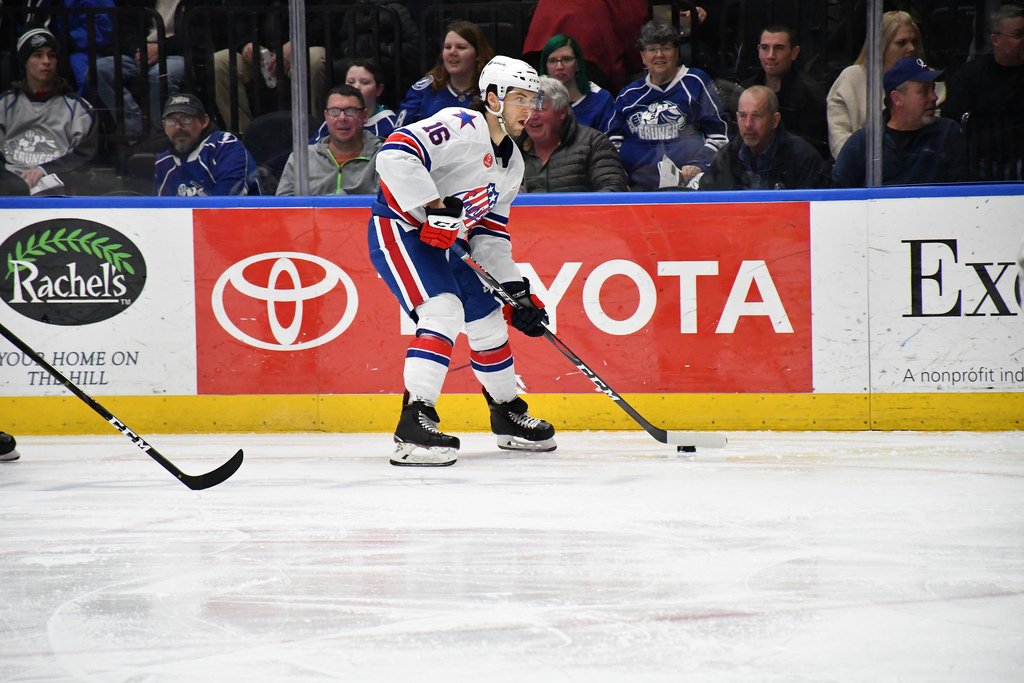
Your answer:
[420,196,465,249]
[502,279,548,337]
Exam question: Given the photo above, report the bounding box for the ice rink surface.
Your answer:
[1,429,1023,682]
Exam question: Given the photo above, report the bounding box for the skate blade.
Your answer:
[496,435,557,452]
[0,450,20,462]
[391,441,457,467]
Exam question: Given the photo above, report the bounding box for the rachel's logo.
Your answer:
[1,219,146,325]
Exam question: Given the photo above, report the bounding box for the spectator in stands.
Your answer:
[699,85,829,190]
[740,24,828,160]
[395,20,494,126]
[213,0,327,134]
[520,76,626,192]
[277,84,381,196]
[522,0,648,94]
[0,27,98,196]
[608,20,729,191]
[311,58,397,143]
[942,4,1024,181]
[826,11,941,160]
[95,0,185,139]
[153,93,261,195]
[832,58,966,187]
[47,0,116,97]
[538,34,615,134]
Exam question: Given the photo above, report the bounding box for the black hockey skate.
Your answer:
[392,399,459,466]
[483,389,556,452]
[0,432,19,462]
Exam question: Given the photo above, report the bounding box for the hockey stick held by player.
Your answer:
[502,278,548,337]
[368,55,555,466]
[421,195,466,249]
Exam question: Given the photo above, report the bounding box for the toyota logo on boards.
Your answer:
[212,252,358,351]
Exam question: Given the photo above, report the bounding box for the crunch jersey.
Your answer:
[608,66,729,190]
[153,130,261,196]
[373,107,524,284]
[572,82,615,134]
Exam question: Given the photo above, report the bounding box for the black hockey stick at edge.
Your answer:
[449,243,727,450]
[0,321,243,490]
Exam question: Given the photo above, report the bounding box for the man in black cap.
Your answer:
[832,57,967,187]
[0,26,98,195]
[153,92,262,195]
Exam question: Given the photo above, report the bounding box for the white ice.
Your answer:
[1,430,1023,682]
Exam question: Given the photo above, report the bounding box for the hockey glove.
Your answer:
[421,196,465,249]
[502,279,548,337]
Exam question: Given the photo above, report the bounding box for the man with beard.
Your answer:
[367,56,556,466]
[153,93,261,196]
[832,58,966,187]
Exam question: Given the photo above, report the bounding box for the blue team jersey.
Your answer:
[154,130,261,196]
[572,82,615,134]
[608,66,729,190]
[396,75,478,127]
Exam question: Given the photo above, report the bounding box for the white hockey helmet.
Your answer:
[478,56,540,100]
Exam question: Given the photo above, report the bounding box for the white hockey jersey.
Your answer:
[372,107,525,284]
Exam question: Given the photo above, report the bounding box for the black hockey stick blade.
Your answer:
[0,320,244,490]
[449,243,727,449]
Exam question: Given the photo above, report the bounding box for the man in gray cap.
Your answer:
[0,26,98,195]
[153,92,261,196]
[833,57,967,187]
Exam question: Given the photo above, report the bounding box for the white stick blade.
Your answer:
[663,431,728,448]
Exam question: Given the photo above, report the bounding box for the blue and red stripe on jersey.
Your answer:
[379,182,421,226]
[380,129,432,171]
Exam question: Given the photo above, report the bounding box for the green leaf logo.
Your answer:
[5,226,136,279]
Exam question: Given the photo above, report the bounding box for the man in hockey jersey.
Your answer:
[368,56,556,466]
[153,93,261,196]
[608,20,729,190]
[0,26,98,196]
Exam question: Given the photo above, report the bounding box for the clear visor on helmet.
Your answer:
[501,88,544,110]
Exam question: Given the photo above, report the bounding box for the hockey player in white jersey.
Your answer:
[368,56,556,466]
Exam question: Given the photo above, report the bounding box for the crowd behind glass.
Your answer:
[0,0,1020,197]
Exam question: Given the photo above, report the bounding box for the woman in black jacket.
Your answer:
[520,75,627,193]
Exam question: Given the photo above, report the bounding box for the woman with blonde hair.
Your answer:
[396,20,495,126]
[826,11,941,159]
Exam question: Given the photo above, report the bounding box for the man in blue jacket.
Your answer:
[153,93,261,196]
[832,57,967,187]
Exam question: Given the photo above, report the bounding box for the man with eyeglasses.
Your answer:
[942,4,1024,180]
[277,84,382,196]
[607,20,729,190]
[367,56,557,466]
[833,58,966,187]
[153,93,261,196]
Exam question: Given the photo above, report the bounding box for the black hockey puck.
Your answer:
[677,445,696,453]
